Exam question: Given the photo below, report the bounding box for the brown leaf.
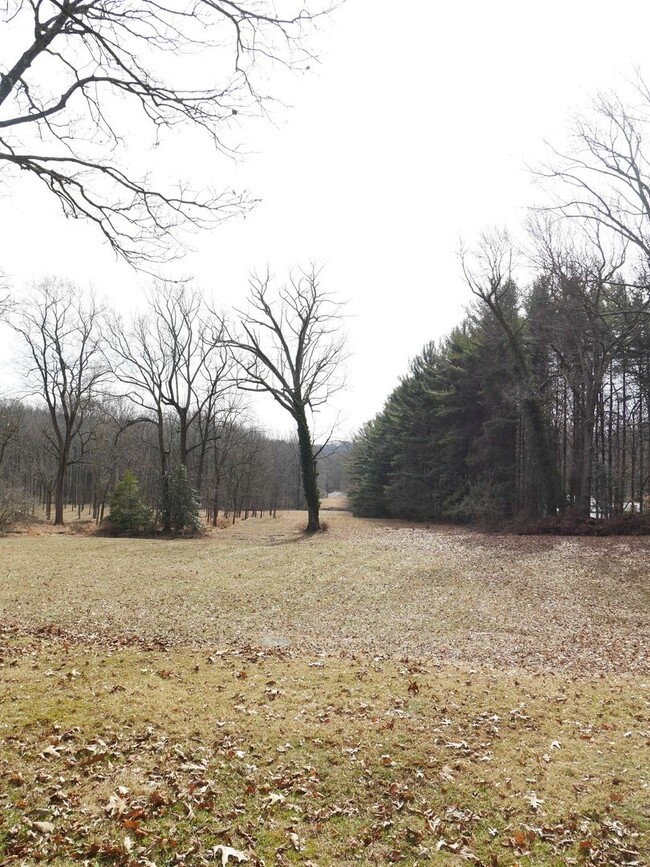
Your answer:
[213,844,249,865]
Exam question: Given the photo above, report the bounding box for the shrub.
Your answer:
[457,473,505,526]
[0,487,32,532]
[108,470,152,534]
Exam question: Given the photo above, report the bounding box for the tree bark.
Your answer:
[296,414,320,532]
[54,468,65,525]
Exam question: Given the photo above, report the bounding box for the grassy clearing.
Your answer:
[1,512,648,672]
[1,513,649,865]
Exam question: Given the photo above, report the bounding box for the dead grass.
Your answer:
[1,639,648,866]
[0,512,649,865]
[320,494,350,511]
[1,511,648,673]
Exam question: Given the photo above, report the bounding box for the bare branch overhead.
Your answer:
[0,0,336,266]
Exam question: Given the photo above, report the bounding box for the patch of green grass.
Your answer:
[1,638,648,865]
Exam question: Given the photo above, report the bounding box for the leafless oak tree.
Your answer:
[541,85,650,271]
[10,279,105,524]
[228,266,346,532]
[106,282,233,525]
[0,1,334,266]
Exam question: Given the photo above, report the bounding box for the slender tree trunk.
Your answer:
[179,411,188,467]
[485,300,562,515]
[54,465,65,525]
[608,367,614,515]
[578,415,595,517]
[157,412,171,532]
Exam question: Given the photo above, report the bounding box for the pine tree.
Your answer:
[162,464,201,534]
[108,470,152,534]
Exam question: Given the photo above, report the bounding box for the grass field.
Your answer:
[1,512,649,865]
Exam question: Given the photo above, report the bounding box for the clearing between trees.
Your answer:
[1,513,649,865]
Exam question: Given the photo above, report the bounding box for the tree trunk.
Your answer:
[486,299,563,515]
[157,412,171,532]
[522,395,563,515]
[54,465,65,525]
[296,414,320,532]
[578,415,595,517]
[179,410,188,467]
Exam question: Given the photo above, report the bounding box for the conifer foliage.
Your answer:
[108,470,152,534]
[348,271,650,525]
[162,465,202,535]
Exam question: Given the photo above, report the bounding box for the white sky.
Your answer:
[3,0,650,438]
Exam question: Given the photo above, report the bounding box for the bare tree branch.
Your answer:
[0,0,337,266]
[536,82,650,272]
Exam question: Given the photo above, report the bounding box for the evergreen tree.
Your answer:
[347,418,393,517]
[108,470,152,534]
[162,464,201,534]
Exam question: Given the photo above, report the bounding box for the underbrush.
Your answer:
[512,512,650,536]
[95,517,207,539]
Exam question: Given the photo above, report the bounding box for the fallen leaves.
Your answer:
[32,821,54,834]
[1,514,649,674]
[0,654,646,865]
[526,792,544,812]
[1,514,649,866]
[214,844,249,865]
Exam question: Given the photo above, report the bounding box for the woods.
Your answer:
[349,229,650,524]
[347,89,650,527]
[0,277,348,531]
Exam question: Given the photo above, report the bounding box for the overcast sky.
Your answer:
[3,0,650,437]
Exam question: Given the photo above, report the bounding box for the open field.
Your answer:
[1,512,649,865]
[2,511,648,672]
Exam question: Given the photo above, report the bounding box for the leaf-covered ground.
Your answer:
[1,513,649,865]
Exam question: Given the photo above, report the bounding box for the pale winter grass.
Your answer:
[1,511,648,673]
[1,513,649,865]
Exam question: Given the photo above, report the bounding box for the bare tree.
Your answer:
[228,267,346,532]
[107,282,233,524]
[542,85,650,271]
[10,279,105,524]
[0,1,335,266]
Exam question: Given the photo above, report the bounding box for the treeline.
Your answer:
[0,400,347,528]
[0,278,347,530]
[348,234,650,524]
[349,87,650,528]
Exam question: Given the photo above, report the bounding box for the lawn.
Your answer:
[1,512,648,865]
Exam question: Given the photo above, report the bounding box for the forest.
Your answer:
[0,276,348,533]
[348,225,650,527]
[346,87,650,530]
